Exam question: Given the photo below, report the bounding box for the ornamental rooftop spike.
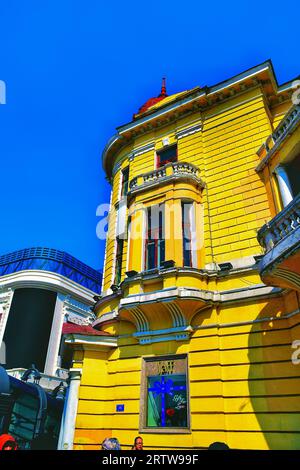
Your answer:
[135,77,169,116]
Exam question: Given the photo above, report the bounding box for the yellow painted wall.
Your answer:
[73,294,300,450]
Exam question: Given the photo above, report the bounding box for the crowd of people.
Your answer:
[0,432,229,450]
[101,436,144,450]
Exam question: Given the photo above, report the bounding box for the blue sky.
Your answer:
[0,0,299,270]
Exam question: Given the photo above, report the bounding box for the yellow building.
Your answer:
[63,61,300,450]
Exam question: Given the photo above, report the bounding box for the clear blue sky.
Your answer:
[0,0,299,270]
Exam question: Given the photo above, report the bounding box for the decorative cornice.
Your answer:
[103,61,299,178]
[133,325,193,345]
[129,142,155,160]
[64,334,117,350]
[0,270,96,303]
[92,310,119,328]
[175,123,202,140]
[120,284,281,308]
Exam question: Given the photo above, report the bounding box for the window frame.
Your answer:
[139,354,191,434]
[181,201,193,268]
[114,236,124,285]
[145,205,165,271]
[156,145,177,169]
[121,166,130,197]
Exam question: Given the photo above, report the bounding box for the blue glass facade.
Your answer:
[0,247,102,293]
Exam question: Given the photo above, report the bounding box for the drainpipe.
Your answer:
[58,368,82,450]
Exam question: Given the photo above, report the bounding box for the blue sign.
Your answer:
[116,404,124,412]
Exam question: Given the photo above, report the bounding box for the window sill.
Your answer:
[139,427,191,434]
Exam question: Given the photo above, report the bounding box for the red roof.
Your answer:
[62,322,111,336]
[134,78,167,117]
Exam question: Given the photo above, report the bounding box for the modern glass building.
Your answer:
[0,247,102,449]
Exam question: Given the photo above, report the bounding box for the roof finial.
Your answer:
[159,77,167,97]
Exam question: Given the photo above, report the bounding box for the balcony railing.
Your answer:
[129,161,204,193]
[258,193,300,252]
[272,105,300,145]
[257,105,300,171]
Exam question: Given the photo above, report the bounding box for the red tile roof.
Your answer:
[62,322,111,336]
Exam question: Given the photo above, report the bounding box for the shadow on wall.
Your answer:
[248,297,300,450]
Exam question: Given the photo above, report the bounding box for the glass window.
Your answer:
[121,167,129,197]
[115,237,124,284]
[147,374,187,427]
[157,146,177,168]
[145,205,165,270]
[140,355,189,432]
[284,155,300,197]
[182,202,193,267]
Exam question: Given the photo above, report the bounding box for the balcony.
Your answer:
[257,193,300,290]
[128,161,205,198]
[257,105,300,171]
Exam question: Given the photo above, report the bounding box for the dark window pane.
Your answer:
[159,239,165,266]
[147,241,156,270]
[182,202,193,267]
[157,146,177,168]
[121,167,129,196]
[115,238,124,284]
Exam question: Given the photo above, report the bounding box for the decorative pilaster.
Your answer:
[0,288,14,348]
[44,295,93,376]
[58,368,82,450]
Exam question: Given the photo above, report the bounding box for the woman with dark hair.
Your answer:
[132,436,143,450]
[0,434,18,450]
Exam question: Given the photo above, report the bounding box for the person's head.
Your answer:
[133,436,143,450]
[101,437,121,450]
[208,441,229,450]
[0,434,17,451]
[3,441,17,451]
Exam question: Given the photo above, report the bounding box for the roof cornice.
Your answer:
[102,60,297,178]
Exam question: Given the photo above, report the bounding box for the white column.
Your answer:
[58,368,82,450]
[0,288,14,348]
[274,165,294,208]
[190,203,197,268]
[44,293,66,376]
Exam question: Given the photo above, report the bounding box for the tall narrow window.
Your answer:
[157,145,177,168]
[121,166,129,197]
[182,202,193,267]
[145,205,165,270]
[115,237,124,285]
